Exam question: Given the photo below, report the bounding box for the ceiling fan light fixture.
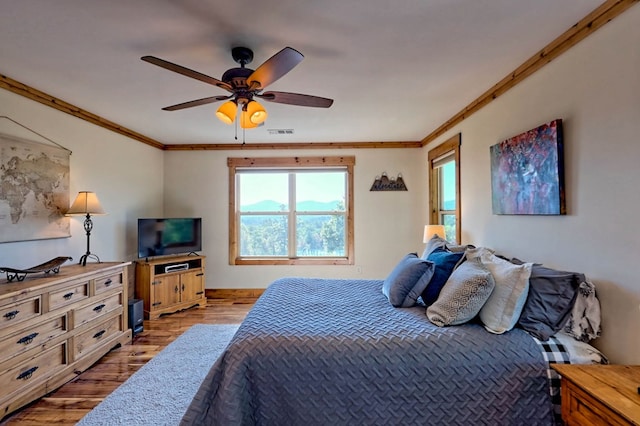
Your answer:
[143,46,334,135]
[247,100,268,124]
[216,100,237,124]
[240,109,259,129]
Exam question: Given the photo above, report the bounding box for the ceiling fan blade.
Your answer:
[162,95,231,111]
[259,91,334,108]
[247,47,304,90]
[141,56,233,92]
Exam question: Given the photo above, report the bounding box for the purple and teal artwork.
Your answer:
[490,119,565,215]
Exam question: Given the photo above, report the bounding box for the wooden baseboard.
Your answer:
[205,288,264,304]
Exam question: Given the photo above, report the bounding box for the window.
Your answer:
[228,156,355,265]
[428,134,461,243]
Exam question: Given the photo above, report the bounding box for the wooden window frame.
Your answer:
[428,134,461,244]
[228,156,355,265]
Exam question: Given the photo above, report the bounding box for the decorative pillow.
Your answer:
[420,235,448,259]
[516,264,583,341]
[421,248,465,306]
[426,257,496,326]
[382,253,435,308]
[467,249,532,334]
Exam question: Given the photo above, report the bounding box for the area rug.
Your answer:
[77,324,239,426]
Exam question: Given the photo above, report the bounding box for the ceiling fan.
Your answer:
[141,46,333,129]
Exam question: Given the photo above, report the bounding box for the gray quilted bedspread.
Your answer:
[181,278,553,425]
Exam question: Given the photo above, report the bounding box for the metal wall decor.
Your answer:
[370,172,407,191]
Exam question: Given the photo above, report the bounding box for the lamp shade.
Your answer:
[240,109,259,129]
[66,191,106,215]
[216,100,237,124]
[246,100,268,124]
[423,224,446,243]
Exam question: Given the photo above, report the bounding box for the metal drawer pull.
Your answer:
[63,292,74,300]
[93,329,106,339]
[17,332,39,345]
[17,366,38,380]
[196,273,204,277]
[104,279,113,287]
[93,304,106,312]
[196,291,204,295]
[152,302,161,306]
[174,286,179,293]
[3,310,19,320]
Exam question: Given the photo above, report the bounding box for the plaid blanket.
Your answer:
[533,337,571,425]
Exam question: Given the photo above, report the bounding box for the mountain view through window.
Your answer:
[238,171,347,257]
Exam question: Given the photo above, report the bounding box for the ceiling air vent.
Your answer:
[268,129,295,135]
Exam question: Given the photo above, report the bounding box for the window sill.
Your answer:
[233,257,353,266]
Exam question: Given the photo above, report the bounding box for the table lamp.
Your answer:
[423,224,446,243]
[66,191,106,266]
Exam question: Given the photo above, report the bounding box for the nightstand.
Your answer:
[552,364,640,425]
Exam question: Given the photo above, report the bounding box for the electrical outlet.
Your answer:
[356,266,363,274]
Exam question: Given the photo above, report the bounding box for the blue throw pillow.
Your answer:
[382,253,435,308]
[421,248,465,306]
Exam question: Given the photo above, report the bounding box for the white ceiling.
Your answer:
[0,0,604,146]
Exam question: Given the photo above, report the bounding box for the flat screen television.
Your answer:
[137,217,202,259]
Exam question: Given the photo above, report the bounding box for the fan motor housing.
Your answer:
[221,67,253,89]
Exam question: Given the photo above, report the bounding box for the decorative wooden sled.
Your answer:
[0,256,73,282]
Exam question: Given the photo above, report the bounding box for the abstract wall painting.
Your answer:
[490,119,565,215]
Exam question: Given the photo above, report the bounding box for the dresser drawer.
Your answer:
[0,296,42,331]
[95,271,124,294]
[48,281,89,311]
[0,314,67,364]
[74,293,123,328]
[0,341,67,399]
[73,314,122,360]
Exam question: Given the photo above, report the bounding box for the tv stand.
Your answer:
[135,255,206,320]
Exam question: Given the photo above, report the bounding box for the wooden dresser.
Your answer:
[553,364,640,425]
[0,262,132,419]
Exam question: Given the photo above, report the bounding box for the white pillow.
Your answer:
[468,248,532,334]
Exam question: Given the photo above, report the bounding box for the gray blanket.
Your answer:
[182,278,553,425]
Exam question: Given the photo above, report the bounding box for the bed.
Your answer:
[181,274,605,426]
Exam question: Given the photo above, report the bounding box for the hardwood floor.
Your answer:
[0,301,253,425]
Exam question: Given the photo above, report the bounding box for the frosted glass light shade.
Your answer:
[423,224,446,243]
[247,100,268,124]
[66,191,106,215]
[216,101,237,124]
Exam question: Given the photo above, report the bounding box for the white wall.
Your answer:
[163,148,428,289]
[0,89,164,268]
[423,6,640,364]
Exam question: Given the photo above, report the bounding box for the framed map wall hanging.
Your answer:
[0,132,71,242]
[490,119,566,215]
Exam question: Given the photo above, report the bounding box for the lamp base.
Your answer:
[78,253,101,267]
